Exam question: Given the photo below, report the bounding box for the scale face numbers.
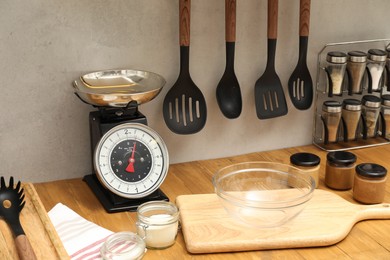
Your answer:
[94,123,169,199]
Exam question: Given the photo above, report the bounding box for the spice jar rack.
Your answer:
[313,39,390,151]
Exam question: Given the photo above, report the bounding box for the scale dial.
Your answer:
[94,123,169,199]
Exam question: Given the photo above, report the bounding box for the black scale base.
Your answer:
[83,174,168,213]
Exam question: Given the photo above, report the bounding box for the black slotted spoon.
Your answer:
[0,177,37,260]
[163,0,207,134]
[288,0,313,110]
[254,0,287,119]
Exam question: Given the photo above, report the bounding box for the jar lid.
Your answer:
[382,94,390,106]
[322,100,342,113]
[100,232,146,260]
[137,201,179,225]
[290,153,321,167]
[343,99,362,111]
[362,95,381,108]
[326,51,347,63]
[327,151,357,166]
[356,163,387,178]
[368,49,387,62]
[347,51,367,62]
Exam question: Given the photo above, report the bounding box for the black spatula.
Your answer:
[288,0,313,110]
[163,0,207,134]
[254,0,287,119]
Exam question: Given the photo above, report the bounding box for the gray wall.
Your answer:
[1,0,390,182]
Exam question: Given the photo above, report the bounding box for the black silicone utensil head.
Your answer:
[0,176,25,236]
[255,39,288,119]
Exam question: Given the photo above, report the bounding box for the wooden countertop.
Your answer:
[34,144,390,259]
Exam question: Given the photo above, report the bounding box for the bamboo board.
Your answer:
[176,190,390,254]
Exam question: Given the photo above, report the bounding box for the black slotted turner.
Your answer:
[255,0,287,119]
[163,0,207,134]
[288,0,313,110]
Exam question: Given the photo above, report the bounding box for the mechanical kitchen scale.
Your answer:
[72,69,169,213]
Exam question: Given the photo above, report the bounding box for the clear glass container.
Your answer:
[326,51,347,96]
[346,51,367,95]
[321,100,342,143]
[325,151,357,190]
[381,94,390,139]
[366,49,387,92]
[136,201,179,249]
[361,95,381,138]
[342,99,362,141]
[353,163,387,204]
[100,232,146,260]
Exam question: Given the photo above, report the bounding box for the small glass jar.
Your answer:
[290,153,321,188]
[136,201,179,249]
[361,95,381,138]
[381,94,390,139]
[342,99,362,141]
[346,51,367,95]
[326,51,347,96]
[353,163,387,204]
[322,100,342,143]
[325,151,357,190]
[100,232,146,260]
[367,49,387,92]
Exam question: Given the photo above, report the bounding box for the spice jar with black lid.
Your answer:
[367,49,387,92]
[353,163,387,204]
[326,51,347,96]
[322,100,342,143]
[361,95,381,138]
[325,151,357,190]
[342,99,362,141]
[290,153,321,188]
[346,51,367,95]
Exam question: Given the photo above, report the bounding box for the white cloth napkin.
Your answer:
[48,203,113,260]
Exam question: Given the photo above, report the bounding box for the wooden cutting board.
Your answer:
[0,183,69,259]
[176,190,390,254]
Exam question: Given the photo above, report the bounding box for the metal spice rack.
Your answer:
[312,39,390,151]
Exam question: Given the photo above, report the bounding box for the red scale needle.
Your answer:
[126,142,136,173]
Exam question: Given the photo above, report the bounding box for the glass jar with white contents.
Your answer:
[136,201,179,249]
[367,49,387,92]
[326,51,347,96]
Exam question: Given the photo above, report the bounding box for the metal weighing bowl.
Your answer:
[212,162,315,228]
[73,69,166,107]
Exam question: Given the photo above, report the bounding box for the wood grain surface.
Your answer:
[225,0,236,42]
[176,190,390,253]
[267,0,278,39]
[299,0,311,37]
[0,183,68,260]
[34,144,390,259]
[179,0,191,46]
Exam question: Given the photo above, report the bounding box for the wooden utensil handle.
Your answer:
[180,0,190,46]
[268,0,278,39]
[299,0,310,36]
[15,235,37,260]
[225,0,236,42]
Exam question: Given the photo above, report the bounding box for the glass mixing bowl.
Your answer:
[212,162,315,228]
